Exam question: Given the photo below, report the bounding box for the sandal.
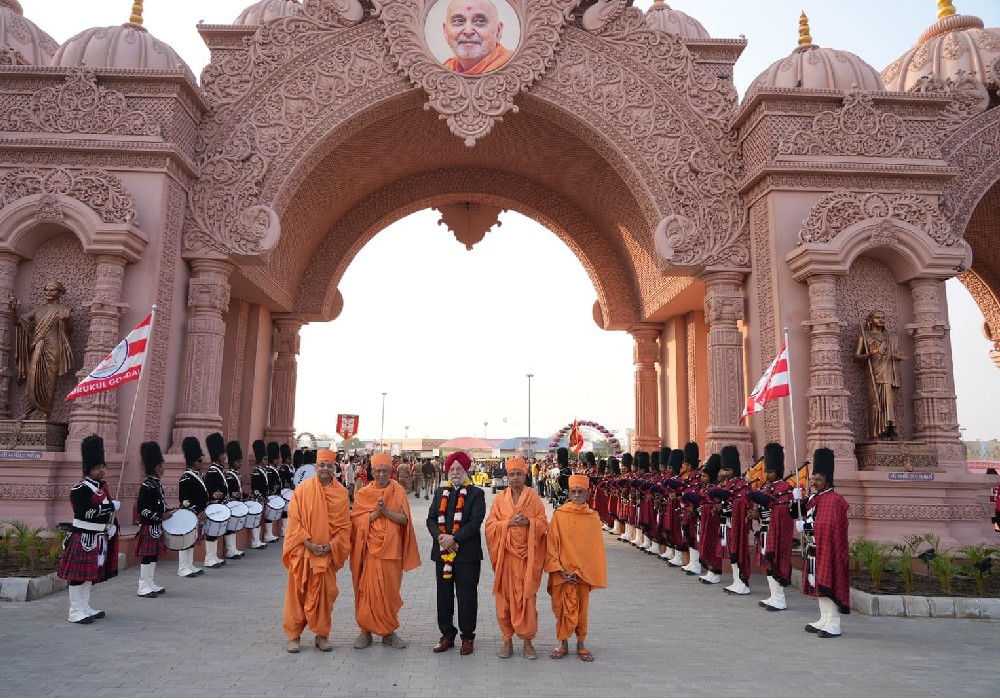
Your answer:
[576,648,595,662]
[549,646,569,659]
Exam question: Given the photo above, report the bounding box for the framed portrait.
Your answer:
[424,0,523,75]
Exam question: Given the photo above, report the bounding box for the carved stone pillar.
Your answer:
[264,316,304,447]
[67,254,129,452]
[907,278,961,450]
[630,324,661,453]
[170,259,233,450]
[701,270,752,459]
[0,252,20,419]
[802,273,855,466]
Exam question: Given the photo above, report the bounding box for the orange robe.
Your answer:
[485,486,547,641]
[544,501,607,643]
[281,476,351,640]
[350,480,421,636]
[443,44,514,74]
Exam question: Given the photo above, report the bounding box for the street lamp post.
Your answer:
[380,391,387,453]
[483,421,488,439]
[404,425,409,438]
[526,373,533,457]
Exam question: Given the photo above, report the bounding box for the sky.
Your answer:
[31,0,1000,444]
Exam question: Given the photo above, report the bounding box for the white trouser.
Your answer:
[819,597,841,635]
[725,563,751,594]
[682,548,702,575]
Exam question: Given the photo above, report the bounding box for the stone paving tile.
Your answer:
[0,488,996,697]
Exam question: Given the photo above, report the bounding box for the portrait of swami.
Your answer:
[441,0,515,75]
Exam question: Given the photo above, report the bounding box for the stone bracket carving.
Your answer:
[0,168,137,225]
[1,68,161,137]
[778,90,940,160]
[435,202,505,250]
[797,190,959,248]
[377,0,582,146]
[579,0,625,32]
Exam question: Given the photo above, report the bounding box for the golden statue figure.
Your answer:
[9,280,74,420]
[854,310,908,440]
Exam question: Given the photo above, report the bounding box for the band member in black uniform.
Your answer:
[250,439,270,549]
[278,442,294,533]
[136,441,170,598]
[58,434,120,624]
[224,440,246,559]
[178,436,209,577]
[264,441,282,541]
[202,432,229,568]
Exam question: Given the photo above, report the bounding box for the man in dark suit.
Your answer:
[427,450,486,655]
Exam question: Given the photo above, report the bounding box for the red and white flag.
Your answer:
[568,418,584,455]
[65,313,152,401]
[741,341,790,422]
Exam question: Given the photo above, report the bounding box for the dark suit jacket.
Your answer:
[426,483,485,563]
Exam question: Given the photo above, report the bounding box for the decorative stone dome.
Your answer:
[644,0,710,40]
[0,0,60,66]
[52,23,194,79]
[882,2,1000,91]
[747,13,885,95]
[234,0,303,26]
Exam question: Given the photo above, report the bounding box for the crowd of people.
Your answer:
[55,436,608,660]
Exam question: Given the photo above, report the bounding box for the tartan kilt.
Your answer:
[57,531,119,583]
[135,524,167,558]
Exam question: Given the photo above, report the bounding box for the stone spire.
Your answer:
[798,11,812,46]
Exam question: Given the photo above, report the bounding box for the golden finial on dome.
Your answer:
[936,0,956,20]
[798,11,812,46]
[130,0,144,25]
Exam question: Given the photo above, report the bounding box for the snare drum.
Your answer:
[244,501,263,530]
[264,494,285,521]
[280,487,294,505]
[162,509,198,551]
[226,500,249,533]
[203,503,231,538]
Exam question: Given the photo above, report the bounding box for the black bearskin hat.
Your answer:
[683,442,700,469]
[703,453,721,484]
[305,450,317,464]
[668,449,684,473]
[763,443,785,480]
[280,443,292,461]
[206,432,225,461]
[81,434,105,475]
[813,448,835,487]
[635,450,650,472]
[720,445,741,477]
[659,448,671,469]
[252,439,266,462]
[607,456,620,475]
[140,441,163,475]
[557,447,569,468]
[266,441,280,462]
[293,449,303,469]
[181,436,203,465]
[585,451,596,467]
[226,440,243,466]
[621,452,633,469]
[650,449,660,471]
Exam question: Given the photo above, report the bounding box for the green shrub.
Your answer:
[957,544,999,596]
[930,548,957,596]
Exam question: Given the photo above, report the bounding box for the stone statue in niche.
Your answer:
[853,310,908,440]
[9,280,74,419]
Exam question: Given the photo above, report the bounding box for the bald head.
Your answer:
[444,0,504,70]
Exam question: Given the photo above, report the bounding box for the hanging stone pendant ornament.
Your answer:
[376,0,582,146]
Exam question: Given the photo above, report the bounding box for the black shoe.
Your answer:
[70,617,93,625]
[89,610,106,620]
[138,591,158,598]
[805,624,820,633]
[817,630,841,638]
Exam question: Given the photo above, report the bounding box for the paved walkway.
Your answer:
[1,488,996,697]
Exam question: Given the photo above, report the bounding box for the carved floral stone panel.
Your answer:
[0,168,137,225]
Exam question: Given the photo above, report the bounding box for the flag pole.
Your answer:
[113,305,157,502]
[783,326,800,475]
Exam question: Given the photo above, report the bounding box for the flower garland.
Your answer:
[437,478,469,579]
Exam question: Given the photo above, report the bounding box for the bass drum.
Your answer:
[162,509,198,551]
[293,464,315,487]
[244,501,263,530]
